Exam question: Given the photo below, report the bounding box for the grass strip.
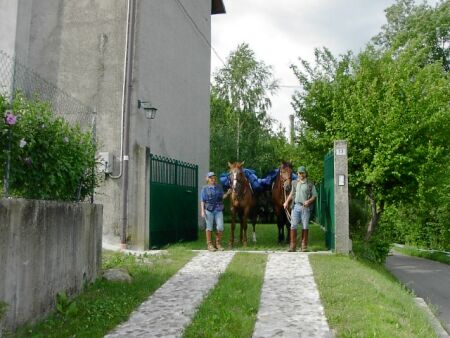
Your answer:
[183,252,267,338]
[310,254,438,338]
[170,222,327,252]
[394,246,450,265]
[12,248,195,338]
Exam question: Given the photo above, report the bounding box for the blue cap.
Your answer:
[297,166,306,173]
[206,171,216,178]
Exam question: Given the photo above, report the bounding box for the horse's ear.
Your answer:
[228,162,232,168]
[240,161,245,166]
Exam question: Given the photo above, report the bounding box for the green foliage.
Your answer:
[0,93,98,201]
[55,292,78,318]
[290,0,450,244]
[210,43,297,176]
[352,238,391,264]
[0,301,7,319]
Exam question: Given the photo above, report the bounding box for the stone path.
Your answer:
[104,251,332,338]
[104,251,235,338]
[253,253,332,338]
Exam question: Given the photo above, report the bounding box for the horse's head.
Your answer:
[228,161,247,195]
[279,161,293,193]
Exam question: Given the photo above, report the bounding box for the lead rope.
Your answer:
[283,186,292,224]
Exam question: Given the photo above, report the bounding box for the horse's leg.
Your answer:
[252,212,257,244]
[229,209,236,248]
[241,208,249,247]
[277,213,284,243]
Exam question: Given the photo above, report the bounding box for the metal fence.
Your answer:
[0,49,94,130]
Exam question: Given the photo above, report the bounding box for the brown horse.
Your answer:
[228,161,257,247]
[271,161,293,243]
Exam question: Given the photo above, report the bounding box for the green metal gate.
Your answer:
[149,154,198,248]
[316,151,335,250]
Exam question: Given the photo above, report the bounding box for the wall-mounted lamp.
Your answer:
[138,100,158,119]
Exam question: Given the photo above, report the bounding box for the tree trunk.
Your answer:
[236,114,240,161]
[365,189,384,241]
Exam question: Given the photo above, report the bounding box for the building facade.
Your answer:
[0,0,225,249]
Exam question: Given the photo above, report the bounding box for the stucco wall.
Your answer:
[0,198,103,330]
[2,0,212,250]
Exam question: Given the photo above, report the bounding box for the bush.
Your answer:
[0,93,98,201]
[352,237,391,264]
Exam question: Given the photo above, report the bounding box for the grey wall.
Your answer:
[1,0,213,250]
[127,0,211,247]
[0,198,103,330]
[0,0,18,58]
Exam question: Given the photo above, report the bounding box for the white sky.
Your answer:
[210,0,428,134]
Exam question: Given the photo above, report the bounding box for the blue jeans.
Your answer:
[205,210,224,232]
[290,203,311,230]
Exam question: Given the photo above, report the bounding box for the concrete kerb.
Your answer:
[414,297,450,338]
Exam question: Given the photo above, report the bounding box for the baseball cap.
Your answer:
[297,166,306,173]
[206,171,216,178]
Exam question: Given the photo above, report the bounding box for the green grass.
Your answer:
[394,246,450,265]
[169,222,327,252]
[12,248,195,338]
[183,252,267,338]
[310,254,438,337]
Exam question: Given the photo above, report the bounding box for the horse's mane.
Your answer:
[281,161,293,169]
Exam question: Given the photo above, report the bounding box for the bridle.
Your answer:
[230,167,250,199]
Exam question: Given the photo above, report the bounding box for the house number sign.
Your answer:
[335,148,346,156]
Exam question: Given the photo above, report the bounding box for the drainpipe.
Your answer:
[119,0,137,249]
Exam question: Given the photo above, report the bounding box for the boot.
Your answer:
[216,232,224,251]
[206,230,216,252]
[301,229,309,252]
[288,229,297,252]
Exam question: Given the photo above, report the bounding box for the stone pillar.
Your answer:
[334,140,350,253]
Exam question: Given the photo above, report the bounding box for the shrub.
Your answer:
[0,93,98,201]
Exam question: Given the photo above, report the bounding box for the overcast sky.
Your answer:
[210,0,416,134]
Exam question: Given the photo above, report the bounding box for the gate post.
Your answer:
[334,140,351,253]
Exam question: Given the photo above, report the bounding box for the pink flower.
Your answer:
[4,110,16,126]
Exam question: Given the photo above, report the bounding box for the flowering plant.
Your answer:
[0,93,99,201]
[4,110,16,125]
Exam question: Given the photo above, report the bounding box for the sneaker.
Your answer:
[207,243,217,252]
[216,243,224,251]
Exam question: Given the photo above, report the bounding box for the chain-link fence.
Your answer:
[0,49,95,130]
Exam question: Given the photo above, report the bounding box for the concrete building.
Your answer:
[0,0,225,249]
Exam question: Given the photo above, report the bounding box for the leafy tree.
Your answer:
[212,43,279,162]
[373,0,450,71]
[291,39,449,240]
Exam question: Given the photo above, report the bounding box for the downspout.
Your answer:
[119,0,137,249]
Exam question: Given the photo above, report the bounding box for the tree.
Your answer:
[373,0,450,71]
[212,43,279,161]
[291,42,449,240]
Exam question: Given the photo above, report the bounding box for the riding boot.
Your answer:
[288,229,297,252]
[206,230,216,252]
[216,232,224,251]
[301,229,309,252]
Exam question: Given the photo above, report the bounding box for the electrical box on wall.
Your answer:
[98,152,114,174]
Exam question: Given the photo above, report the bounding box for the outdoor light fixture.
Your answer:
[138,100,158,119]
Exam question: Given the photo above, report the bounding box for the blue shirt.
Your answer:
[201,184,225,212]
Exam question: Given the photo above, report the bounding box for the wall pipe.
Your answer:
[119,0,136,248]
